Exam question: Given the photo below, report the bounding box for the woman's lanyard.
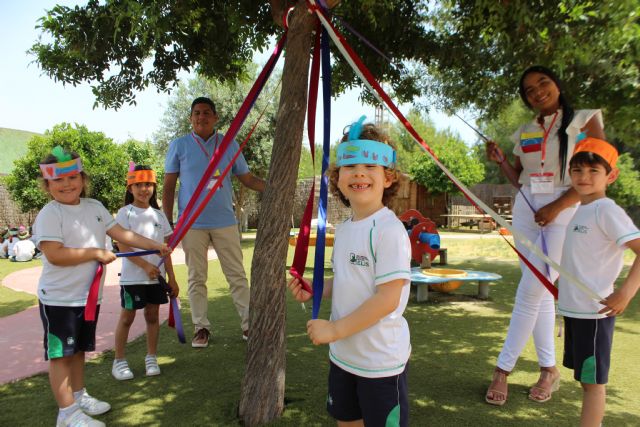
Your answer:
[191,132,219,160]
[538,111,559,172]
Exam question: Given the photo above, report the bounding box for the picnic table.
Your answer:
[410,267,502,302]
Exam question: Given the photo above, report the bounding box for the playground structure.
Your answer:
[398,209,447,266]
[399,209,502,301]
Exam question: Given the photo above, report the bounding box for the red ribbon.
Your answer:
[84,263,103,321]
[289,26,322,296]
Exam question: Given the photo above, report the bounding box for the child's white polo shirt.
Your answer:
[329,207,412,378]
[559,198,640,319]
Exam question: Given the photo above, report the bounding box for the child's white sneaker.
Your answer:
[75,390,111,416]
[145,354,161,376]
[112,359,134,381]
[56,408,105,427]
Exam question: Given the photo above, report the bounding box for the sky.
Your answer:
[0,1,478,146]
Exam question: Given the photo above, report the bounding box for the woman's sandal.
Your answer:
[528,369,560,403]
[485,369,509,406]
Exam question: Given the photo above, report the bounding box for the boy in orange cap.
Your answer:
[559,137,640,427]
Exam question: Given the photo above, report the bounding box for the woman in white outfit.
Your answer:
[484,65,605,405]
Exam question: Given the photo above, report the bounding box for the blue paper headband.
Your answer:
[336,115,396,168]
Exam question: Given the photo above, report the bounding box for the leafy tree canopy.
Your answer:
[393,110,484,194]
[30,0,434,109]
[423,0,639,145]
[5,123,160,213]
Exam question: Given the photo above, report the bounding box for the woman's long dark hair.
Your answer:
[518,65,575,181]
[124,165,160,209]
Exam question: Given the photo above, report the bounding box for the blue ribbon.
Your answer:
[311,28,332,319]
[115,250,160,257]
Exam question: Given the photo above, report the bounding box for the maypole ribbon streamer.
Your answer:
[289,24,323,297]
[307,0,601,302]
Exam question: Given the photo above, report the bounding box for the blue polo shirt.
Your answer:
[165,132,249,229]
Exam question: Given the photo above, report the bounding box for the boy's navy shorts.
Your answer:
[326,361,408,427]
[39,302,99,361]
[120,283,168,310]
[563,316,615,385]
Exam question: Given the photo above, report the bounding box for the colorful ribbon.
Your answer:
[167,33,286,251]
[289,24,323,297]
[308,1,601,302]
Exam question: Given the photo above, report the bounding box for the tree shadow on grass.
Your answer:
[1,253,638,426]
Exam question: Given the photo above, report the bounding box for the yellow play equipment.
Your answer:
[421,268,468,293]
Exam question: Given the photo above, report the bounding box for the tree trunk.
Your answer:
[238,2,316,425]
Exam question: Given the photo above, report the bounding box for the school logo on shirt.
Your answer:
[96,216,102,222]
[520,131,543,153]
[349,253,370,267]
[154,222,161,229]
[572,224,589,234]
[67,337,75,346]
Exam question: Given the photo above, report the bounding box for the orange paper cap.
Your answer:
[572,137,618,168]
[127,169,157,186]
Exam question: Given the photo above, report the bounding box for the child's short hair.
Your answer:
[328,120,400,208]
[39,150,89,198]
[570,137,619,174]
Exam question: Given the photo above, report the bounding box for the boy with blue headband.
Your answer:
[289,116,412,427]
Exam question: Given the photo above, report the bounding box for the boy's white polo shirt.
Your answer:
[329,207,412,378]
[559,198,640,319]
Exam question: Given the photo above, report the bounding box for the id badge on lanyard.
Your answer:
[530,172,555,194]
[192,133,221,190]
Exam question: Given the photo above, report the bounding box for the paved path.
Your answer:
[0,247,218,385]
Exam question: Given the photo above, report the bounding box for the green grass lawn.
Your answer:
[1,235,639,426]
[0,258,39,317]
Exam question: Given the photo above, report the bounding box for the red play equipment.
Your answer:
[398,209,443,265]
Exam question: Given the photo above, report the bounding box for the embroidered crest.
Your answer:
[572,224,589,234]
[349,253,370,267]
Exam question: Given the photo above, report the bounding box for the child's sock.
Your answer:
[57,402,79,423]
[72,388,86,401]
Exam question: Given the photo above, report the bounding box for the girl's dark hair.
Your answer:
[328,123,400,208]
[518,65,575,181]
[124,165,159,209]
[569,152,612,174]
[40,151,89,198]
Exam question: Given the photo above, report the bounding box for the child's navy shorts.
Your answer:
[326,361,408,427]
[120,283,168,310]
[39,302,99,361]
[563,316,615,385]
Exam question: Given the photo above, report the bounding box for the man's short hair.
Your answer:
[191,97,216,114]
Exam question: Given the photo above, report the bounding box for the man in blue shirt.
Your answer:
[163,97,265,348]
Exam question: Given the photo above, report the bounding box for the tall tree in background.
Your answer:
[422,0,639,146]
[394,111,484,200]
[30,1,434,424]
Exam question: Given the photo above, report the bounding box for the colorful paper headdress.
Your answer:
[39,146,83,180]
[126,162,157,186]
[572,137,619,168]
[336,115,396,168]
